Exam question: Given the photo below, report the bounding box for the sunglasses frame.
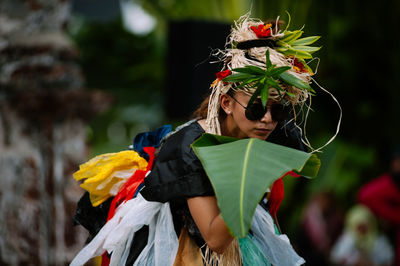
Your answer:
[227,94,291,122]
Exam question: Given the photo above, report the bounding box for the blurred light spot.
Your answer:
[107,122,127,144]
[120,104,163,125]
[130,124,150,140]
[119,0,156,35]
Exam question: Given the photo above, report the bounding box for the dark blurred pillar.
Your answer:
[165,20,230,120]
[71,0,120,22]
[0,1,110,265]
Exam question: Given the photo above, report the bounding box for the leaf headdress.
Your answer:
[205,13,321,136]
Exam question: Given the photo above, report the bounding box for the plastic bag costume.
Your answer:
[71,121,306,265]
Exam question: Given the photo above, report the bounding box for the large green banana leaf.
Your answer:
[192,133,320,238]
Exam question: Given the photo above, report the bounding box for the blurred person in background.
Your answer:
[358,152,400,266]
[330,205,394,266]
[297,191,344,265]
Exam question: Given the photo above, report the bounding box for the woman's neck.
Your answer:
[220,117,241,138]
[197,119,207,131]
[197,118,241,138]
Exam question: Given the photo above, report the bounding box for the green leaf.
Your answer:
[275,85,284,100]
[244,65,267,75]
[276,40,289,47]
[233,66,265,76]
[232,68,258,75]
[275,47,289,52]
[281,49,313,59]
[294,154,321,178]
[286,91,296,97]
[284,11,291,32]
[231,41,238,49]
[280,32,294,42]
[281,30,303,43]
[267,65,277,72]
[265,49,272,68]
[235,77,262,89]
[191,133,237,147]
[269,66,291,77]
[267,79,286,99]
[291,36,320,46]
[266,78,280,88]
[192,134,319,237]
[223,73,254,82]
[293,45,321,53]
[278,71,314,92]
[247,83,263,106]
[261,82,269,106]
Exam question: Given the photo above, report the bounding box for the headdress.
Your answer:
[205,13,341,152]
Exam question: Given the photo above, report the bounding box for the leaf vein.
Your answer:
[240,139,253,235]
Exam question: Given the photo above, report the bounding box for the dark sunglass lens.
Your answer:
[271,104,290,122]
[245,103,266,121]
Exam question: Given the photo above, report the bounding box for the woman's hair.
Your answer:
[192,92,231,120]
[192,95,209,120]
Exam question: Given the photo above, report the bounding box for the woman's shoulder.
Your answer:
[157,120,205,160]
[167,120,205,147]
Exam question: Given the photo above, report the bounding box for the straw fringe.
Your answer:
[202,239,242,266]
[205,81,231,134]
[309,78,342,153]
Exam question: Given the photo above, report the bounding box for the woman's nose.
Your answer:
[260,108,274,123]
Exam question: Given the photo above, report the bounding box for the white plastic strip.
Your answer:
[70,194,178,266]
[251,205,305,266]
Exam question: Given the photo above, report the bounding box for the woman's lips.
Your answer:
[254,128,272,134]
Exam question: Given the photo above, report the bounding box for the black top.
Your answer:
[141,118,306,202]
[141,121,214,202]
[141,121,214,248]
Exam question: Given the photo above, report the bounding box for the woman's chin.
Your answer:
[249,132,270,140]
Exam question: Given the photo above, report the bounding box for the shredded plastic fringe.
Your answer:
[73,150,148,206]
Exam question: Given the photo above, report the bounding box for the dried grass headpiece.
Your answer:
[205,13,341,152]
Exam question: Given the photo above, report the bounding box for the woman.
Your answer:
[71,14,321,266]
[189,91,279,252]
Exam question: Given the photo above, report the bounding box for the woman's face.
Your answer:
[220,91,278,140]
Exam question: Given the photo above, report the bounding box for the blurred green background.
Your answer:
[70,0,400,255]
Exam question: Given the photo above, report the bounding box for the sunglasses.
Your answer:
[229,95,291,122]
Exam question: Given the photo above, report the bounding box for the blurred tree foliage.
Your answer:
[70,18,167,154]
[70,0,400,243]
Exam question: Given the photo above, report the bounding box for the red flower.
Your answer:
[250,23,272,38]
[216,69,232,80]
[293,57,307,73]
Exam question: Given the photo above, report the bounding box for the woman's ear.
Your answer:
[219,94,232,115]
